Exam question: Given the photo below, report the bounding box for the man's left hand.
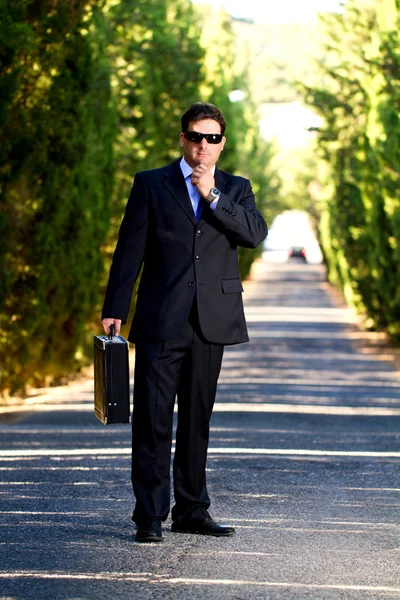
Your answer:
[191,164,214,199]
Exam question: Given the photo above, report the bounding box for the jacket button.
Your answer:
[188,281,195,287]
[232,212,236,216]
[195,256,200,261]
[196,230,202,236]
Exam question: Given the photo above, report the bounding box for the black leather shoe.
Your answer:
[171,518,235,537]
[135,519,163,543]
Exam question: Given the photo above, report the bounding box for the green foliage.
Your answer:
[0,0,116,394]
[106,0,204,195]
[195,5,279,278]
[234,108,281,279]
[0,0,279,396]
[102,0,205,339]
[303,0,400,338]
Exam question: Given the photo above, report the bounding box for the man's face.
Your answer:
[180,119,226,169]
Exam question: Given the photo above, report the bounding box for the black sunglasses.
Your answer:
[184,131,223,144]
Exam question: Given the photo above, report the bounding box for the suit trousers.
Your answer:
[131,300,224,526]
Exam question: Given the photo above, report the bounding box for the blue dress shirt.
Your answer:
[180,158,218,219]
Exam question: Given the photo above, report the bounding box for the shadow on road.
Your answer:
[0,258,399,599]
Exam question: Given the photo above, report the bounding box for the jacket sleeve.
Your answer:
[101,173,148,323]
[211,179,268,248]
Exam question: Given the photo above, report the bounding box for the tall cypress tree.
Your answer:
[0,0,116,394]
[303,0,400,338]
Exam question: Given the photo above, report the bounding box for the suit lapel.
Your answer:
[162,161,232,227]
[162,160,197,225]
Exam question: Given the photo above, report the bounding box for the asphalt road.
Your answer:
[1,256,399,600]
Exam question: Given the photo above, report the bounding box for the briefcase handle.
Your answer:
[108,324,115,340]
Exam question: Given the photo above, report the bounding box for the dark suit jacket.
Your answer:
[102,159,268,344]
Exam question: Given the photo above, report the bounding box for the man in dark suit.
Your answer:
[102,102,268,542]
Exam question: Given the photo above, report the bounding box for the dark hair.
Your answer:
[181,102,226,135]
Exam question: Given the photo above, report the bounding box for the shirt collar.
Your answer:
[180,157,216,178]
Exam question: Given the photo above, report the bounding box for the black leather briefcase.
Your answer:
[94,325,130,424]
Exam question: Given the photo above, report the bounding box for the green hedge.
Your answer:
[0,0,116,394]
[303,0,400,338]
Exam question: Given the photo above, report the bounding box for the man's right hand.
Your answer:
[101,318,122,337]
